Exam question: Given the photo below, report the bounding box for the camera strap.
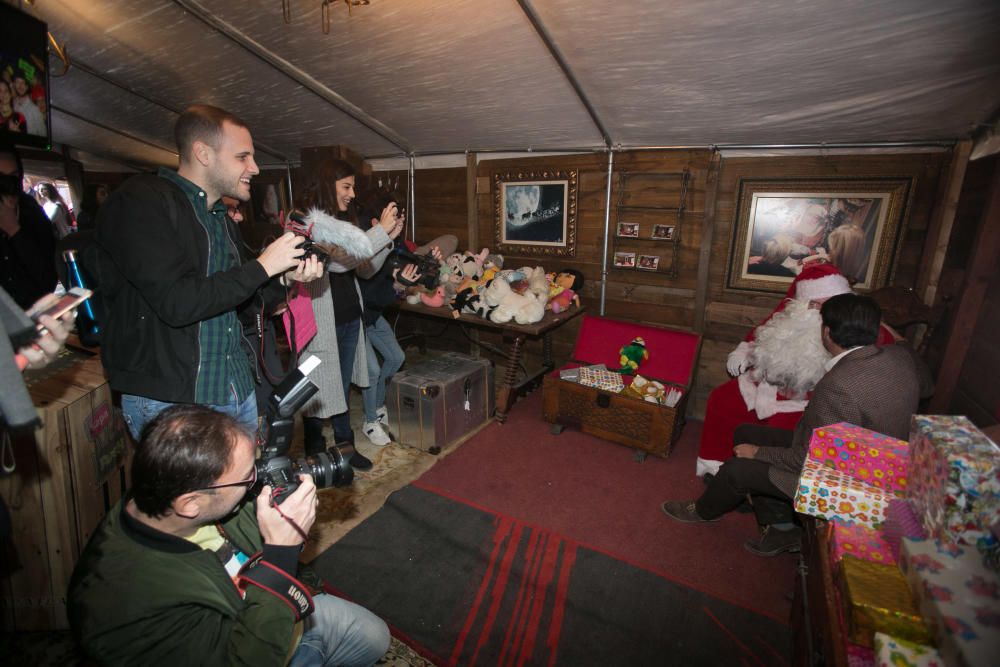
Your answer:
[237,552,315,621]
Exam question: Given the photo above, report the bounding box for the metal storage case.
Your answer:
[387,353,495,454]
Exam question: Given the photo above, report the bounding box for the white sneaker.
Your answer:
[363,420,392,447]
[375,406,394,438]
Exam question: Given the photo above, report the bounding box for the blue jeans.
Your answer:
[120,389,258,442]
[332,319,361,443]
[362,316,405,422]
[289,593,390,667]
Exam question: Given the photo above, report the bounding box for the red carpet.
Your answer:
[413,391,797,625]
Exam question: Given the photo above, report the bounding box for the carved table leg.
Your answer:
[542,332,553,368]
[495,334,525,423]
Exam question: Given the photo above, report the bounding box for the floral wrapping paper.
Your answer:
[836,555,932,648]
[884,499,928,563]
[898,537,1000,667]
[795,461,892,529]
[907,415,1000,551]
[577,366,624,393]
[808,423,910,496]
[874,632,944,667]
[831,520,896,567]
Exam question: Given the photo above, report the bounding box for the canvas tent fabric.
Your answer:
[18,0,1000,171]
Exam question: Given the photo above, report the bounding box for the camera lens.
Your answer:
[294,448,354,489]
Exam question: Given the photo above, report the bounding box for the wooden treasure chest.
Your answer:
[542,315,701,458]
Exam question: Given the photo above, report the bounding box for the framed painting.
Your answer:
[493,170,577,257]
[726,178,912,294]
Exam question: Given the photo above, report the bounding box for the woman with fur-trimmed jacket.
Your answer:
[300,167,402,471]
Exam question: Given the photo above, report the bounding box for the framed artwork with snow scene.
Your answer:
[493,169,577,257]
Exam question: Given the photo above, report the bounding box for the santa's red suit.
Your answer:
[696,264,895,477]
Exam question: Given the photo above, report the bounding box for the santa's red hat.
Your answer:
[790,262,851,301]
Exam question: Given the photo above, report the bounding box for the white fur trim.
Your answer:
[303,207,374,259]
[794,273,851,301]
[696,457,723,478]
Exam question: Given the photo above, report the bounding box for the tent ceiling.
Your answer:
[23,0,1000,172]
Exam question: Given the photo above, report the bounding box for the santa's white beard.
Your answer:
[748,298,830,398]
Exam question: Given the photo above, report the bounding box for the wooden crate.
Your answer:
[541,315,701,458]
[0,351,132,631]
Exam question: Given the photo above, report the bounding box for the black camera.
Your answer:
[387,243,440,290]
[286,210,331,266]
[255,356,353,503]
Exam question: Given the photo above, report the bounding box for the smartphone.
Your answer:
[28,287,92,329]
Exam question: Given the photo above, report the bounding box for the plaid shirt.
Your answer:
[159,170,254,406]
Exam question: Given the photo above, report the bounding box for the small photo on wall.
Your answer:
[651,224,674,240]
[613,251,637,268]
[638,254,660,271]
[617,222,640,238]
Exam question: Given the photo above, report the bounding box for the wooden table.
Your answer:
[395,301,586,423]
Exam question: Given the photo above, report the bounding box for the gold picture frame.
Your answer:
[726,178,912,294]
[493,170,578,257]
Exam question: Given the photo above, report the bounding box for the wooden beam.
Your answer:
[929,161,1000,412]
[693,151,722,332]
[467,152,478,249]
[917,140,971,306]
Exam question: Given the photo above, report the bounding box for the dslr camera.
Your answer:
[285,210,332,266]
[255,356,353,503]
[387,242,441,291]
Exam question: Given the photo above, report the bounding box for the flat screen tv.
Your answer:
[0,4,51,149]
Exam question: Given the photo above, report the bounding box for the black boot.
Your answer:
[303,417,328,456]
[335,435,373,471]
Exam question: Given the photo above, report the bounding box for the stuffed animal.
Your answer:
[482,253,504,282]
[523,266,551,303]
[547,269,584,313]
[451,283,496,319]
[419,286,447,308]
[616,336,648,374]
[481,277,545,325]
[459,248,490,282]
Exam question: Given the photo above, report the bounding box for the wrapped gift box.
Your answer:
[836,555,932,648]
[908,415,1000,550]
[898,537,1000,667]
[884,499,928,563]
[808,423,910,496]
[874,632,943,667]
[795,461,892,529]
[577,365,624,393]
[831,520,896,566]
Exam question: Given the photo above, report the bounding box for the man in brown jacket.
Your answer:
[661,293,921,556]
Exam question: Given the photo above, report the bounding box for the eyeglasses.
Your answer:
[200,465,257,491]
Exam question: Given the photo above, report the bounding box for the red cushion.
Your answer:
[571,315,699,387]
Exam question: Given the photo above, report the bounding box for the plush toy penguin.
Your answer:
[617,337,648,374]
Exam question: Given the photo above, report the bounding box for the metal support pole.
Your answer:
[599,149,614,316]
[408,155,416,240]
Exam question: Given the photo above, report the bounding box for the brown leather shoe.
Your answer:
[744,525,802,557]
[660,501,720,523]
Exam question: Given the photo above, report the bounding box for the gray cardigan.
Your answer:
[302,225,394,418]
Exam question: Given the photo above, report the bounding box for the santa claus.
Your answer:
[696,263,896,477]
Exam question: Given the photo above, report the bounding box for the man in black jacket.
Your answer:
[95,105,322,439]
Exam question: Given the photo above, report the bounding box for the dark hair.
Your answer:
[38,182,60,202]
[360,189,402,228]
[559,269,584,291]
[174,104,249,162]
[0,139,25,184]
[821,293,881,349]
[130,405,247,518]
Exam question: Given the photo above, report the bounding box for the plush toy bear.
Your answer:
[617,336,648,374]
[481,277,546,325]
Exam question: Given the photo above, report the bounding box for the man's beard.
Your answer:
[748,298,831,398]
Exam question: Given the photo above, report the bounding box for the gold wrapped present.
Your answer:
[836,555,932,648]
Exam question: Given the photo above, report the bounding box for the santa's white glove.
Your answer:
[727,341,752,377]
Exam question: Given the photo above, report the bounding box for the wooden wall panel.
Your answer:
[384,148,954,421]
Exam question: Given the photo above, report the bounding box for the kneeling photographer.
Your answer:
[68,404,389,667]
